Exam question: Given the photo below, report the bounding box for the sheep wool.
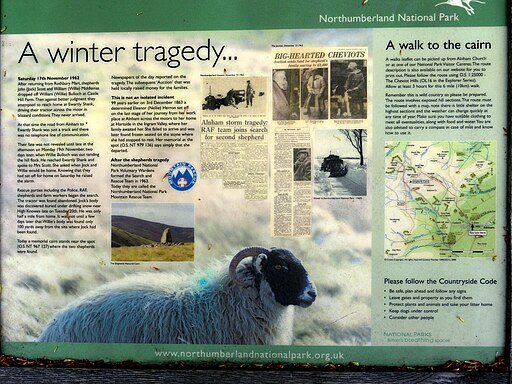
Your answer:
[38,261,295,344]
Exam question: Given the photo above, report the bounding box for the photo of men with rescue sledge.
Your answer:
[202,77,267,115]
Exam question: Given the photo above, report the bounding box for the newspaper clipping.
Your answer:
[0,0,508,368]
[271,47,369,236]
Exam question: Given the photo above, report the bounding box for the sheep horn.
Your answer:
[229,246,269,287]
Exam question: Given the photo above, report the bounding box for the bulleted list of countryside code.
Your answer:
[384,277,496,321]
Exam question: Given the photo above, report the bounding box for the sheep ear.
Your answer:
[254,253,267,273]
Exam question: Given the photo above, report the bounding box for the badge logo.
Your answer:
[168,162,197,191]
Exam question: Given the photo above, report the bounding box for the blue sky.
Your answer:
[112,202,194,228]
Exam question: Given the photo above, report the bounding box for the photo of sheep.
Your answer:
[2,190,371,346]
[1,30,372,354]
[111,203,194,262]
[38,246,317,344]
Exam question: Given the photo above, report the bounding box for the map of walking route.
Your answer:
[385,141,496,259]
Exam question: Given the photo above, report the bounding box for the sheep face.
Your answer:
[254,248,317,308]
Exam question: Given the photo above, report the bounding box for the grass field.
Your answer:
[2,31,372,345]
[111,243,194,262]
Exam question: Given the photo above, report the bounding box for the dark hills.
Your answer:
[111,215,194,247]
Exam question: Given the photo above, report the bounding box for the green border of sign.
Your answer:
[1,0,508,34]
[1,342,504,366]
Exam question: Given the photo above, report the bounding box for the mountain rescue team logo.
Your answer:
[168,162,197,191]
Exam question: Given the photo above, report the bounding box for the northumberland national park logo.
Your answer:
[434,0,485,15]
[361,0,486,16]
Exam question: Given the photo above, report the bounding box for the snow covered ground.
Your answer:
[2,194,372,345]
[314,158,368,197]
[2,30,372,347]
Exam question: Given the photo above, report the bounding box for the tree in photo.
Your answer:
[343,129,367,166]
